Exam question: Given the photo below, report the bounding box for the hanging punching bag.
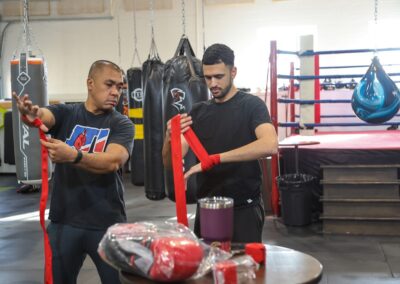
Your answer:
[115,74,129,117]
[143,52,165,200]
[11,54,51,184]
[127,67,144,185]
[163,36,209,204]
[351,56,400,124]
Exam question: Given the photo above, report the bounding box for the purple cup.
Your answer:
[199,197,234,244]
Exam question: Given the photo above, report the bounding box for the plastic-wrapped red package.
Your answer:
[98,221,204,282]
[213,255,259,284]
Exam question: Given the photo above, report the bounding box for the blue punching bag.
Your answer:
[351,56,400,124]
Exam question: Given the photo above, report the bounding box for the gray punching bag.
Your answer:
[127,67,144,185]
[143,53,165,200]
[11,54,51,184]
[163,36,209,204]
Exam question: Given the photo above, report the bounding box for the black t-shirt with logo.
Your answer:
[46,103,134,230]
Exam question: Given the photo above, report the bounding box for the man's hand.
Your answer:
[40,138,77,163]
[165,113,193,142]
[12,92,48,132]
[184,162,202,180]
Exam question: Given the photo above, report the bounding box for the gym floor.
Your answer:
[0,173,399,284]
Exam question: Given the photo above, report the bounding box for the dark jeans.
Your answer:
[194,199,265,243]
[47,222,120,284]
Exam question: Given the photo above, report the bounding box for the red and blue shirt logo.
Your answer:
[66,125,110,153]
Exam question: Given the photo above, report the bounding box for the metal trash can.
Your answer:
[277,173,315,226]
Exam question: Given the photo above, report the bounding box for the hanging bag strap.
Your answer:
[173,36,198,78]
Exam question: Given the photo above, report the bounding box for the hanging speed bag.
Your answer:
[11,54,51,184]
[143,59,166,200]
[351,56,400,124]
[127,67,144,186]
[163,37,209,204]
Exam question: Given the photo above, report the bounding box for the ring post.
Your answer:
[269,40,280,216]
[299,35,315,136]
[314,54,320,126]
[289,62,295,135]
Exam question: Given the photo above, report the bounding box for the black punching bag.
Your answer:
[143,53,165,200]
[163,36,209,204]
[127,67,144,185]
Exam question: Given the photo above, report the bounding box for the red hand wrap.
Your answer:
[21,114,52,282]
[21,114,44,129]
[182,127,221,172]
[171,115,188,226]
[201,154,221,172]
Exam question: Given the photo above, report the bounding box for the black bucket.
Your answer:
[277,173,315,226]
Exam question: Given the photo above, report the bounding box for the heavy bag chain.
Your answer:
[21,0,44,58]
[22,0,32,50]
[148,0,159,60]
[181,0,186,36]
[131,0,141,66]
[201,0,206,51]
[373,0,379,53]
[20,0,47,80]
[149,0,155,40]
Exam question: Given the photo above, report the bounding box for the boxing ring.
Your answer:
[268,36,400,218]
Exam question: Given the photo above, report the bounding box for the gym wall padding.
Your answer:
[163,37,209,204]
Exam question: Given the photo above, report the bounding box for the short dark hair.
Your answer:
[88,60,122,78]
[202,44,235,67]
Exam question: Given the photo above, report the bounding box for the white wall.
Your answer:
[1,0,400,102]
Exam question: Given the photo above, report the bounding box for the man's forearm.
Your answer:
[74,151,127,174]
[162,134,173,169]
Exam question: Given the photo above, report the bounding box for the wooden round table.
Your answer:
[119,244,323,284]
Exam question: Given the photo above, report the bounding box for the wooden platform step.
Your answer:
[321,216,400,236]
[321,165,399,182]
[322,199,400,218]
[321,183,400,199]
[321,164,400,236]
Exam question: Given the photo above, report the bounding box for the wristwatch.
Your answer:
[73,149,83,164]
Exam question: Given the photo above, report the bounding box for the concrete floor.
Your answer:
[0,173,399,284]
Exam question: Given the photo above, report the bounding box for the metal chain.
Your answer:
[148,0,159,60]
[150,0,155,40]
[373,0,379,54]
[23,0,31,50]
[117,0,122,65]
[133,0,138,50]
[201,0,205,51]
[181,0,186,36]
[132,0,141,66]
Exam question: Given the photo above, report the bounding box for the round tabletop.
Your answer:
[279,141,320,147]
[119,244,323,284]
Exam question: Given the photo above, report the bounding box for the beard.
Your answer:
[211,80,233,100]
